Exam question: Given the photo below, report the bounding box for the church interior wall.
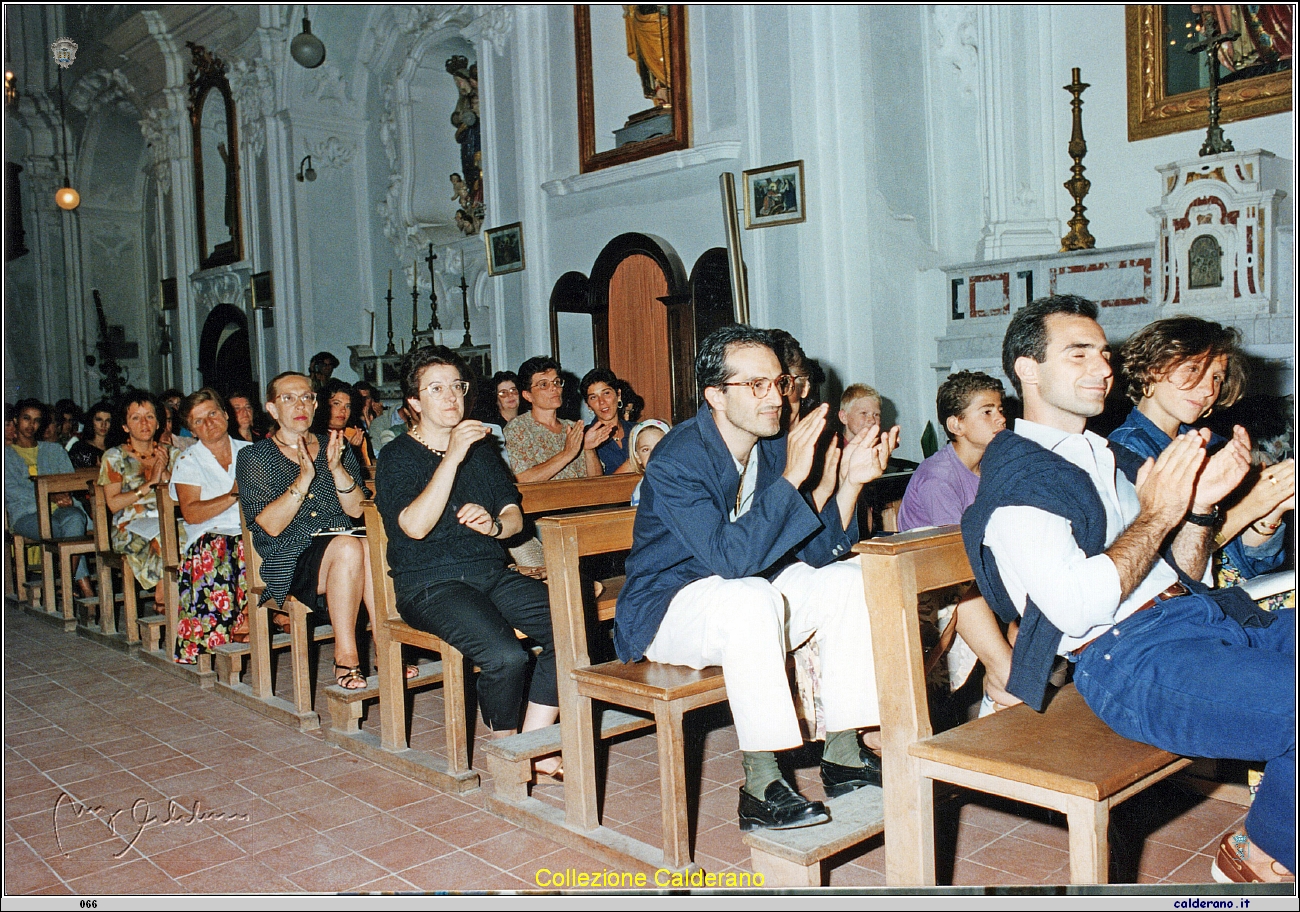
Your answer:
[4,4,1293,455]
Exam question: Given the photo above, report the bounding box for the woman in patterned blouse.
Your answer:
[235,372,375,690]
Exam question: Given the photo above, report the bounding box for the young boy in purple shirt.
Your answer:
[898,371,1006,530]
[898,371,1017,714]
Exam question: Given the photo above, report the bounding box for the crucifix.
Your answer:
[1186,10,1239,157]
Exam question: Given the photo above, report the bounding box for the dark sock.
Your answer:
[822,729,864,767]
[741,750,782,799]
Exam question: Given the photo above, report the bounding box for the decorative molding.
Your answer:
[68,68,140,116]
[139,104,183,194]
[189,261,253,315]
[465,5,515,55]
[933,5,979,98]
[305,136,356,170]
[307,62,354,111]
[228,56,276,158]
[541,141,742,197]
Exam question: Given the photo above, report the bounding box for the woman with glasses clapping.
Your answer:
[502,356,605,482]
[376,346,561,777]
[235,372,375,690]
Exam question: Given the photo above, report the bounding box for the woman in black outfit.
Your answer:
[375,346,560,776]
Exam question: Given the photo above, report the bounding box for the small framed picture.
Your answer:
[250,270,272,309]
[485,222,526,276]
[742,160,806,229]
[159,276,178,311]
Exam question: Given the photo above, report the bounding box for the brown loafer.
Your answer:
[1212,832,1295,884]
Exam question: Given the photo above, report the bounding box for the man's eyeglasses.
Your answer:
[276,392,318,406]
[531,378,565,391]
[720,375,793,398]
[420,380,470,398]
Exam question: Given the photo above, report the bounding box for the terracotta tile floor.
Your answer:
[3,598,1253,894]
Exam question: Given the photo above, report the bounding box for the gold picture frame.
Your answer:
[1126,5,1292,142]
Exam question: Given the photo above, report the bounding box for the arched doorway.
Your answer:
[197,302,253,398]
[589,233,692,424]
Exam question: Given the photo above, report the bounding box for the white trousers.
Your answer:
[644,557,879,752]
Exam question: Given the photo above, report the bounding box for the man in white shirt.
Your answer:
[962,295,1294,884]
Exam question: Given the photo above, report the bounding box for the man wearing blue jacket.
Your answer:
[615,325,899,832]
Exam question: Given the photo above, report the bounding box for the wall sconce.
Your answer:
[296,155,316,182]
[54,68,79,211]
[290,14,326,69]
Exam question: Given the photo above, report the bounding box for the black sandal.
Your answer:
[334,663,367,690]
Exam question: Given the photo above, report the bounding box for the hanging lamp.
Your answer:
[54,67,79,210]
[290,8,326,69]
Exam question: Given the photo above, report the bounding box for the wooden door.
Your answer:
[607,254,672,422]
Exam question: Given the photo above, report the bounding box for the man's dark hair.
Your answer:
[580,368,619,399]
[695,324,774,400]
[1002,294,1099,397]
[937,371,1004,441]
[309,351,340,371]
[766,328,807,375]
[354,380,378,397]
[53,398,81,422]
[517,356,561,393]
[399,344,468,403]
[14,397,50,439]
[1117,316,1246,408]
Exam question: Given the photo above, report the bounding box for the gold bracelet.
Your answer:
[288,487,305,501]
[1252,520,1282,536]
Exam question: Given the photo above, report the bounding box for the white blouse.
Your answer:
[170,437,250,546]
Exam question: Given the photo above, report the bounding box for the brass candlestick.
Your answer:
[1060,67,1095,252]
[425,243,441,332]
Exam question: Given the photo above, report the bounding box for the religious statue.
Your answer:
[625,5,672,108]
[446,55,486,235]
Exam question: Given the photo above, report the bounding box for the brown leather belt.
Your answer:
[1071,581,1190,658]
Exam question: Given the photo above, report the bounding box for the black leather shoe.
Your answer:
[820,749,883,798]
[738,779,830,831]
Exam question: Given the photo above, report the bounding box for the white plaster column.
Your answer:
[975,5,1062,259]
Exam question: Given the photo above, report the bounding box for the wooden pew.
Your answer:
[25,469,98,632]
[852,527,1190,886]
[87,482,142,649]
[321,473,642,756]
[135,488,215,687]
[486,506,724,875]
[211,509,335,731]
[320,501,479,793]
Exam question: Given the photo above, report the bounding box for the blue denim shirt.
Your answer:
[1109,407,1286,577]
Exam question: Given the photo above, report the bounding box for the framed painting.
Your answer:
[250,270,272,309]
[485,222,526,276]
[742,160,806,229]
[1126,5,1292,142]
[575,5,690,173]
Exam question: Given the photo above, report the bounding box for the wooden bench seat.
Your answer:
[486,505,728,875]
[211,511,338,731]
[742,784,885,887]
[86,482,142,649]
[854,527,1189,886]
[23,470,99,632]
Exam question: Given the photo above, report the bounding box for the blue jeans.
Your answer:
[1074,596,1296,873]
[12,509,90,580]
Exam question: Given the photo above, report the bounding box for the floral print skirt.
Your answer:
[176,533,247,664]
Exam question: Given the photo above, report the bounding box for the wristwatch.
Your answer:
[1185,505,1220,528]
[490,516,503,538]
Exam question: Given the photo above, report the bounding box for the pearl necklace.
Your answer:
[409,426,446,457]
